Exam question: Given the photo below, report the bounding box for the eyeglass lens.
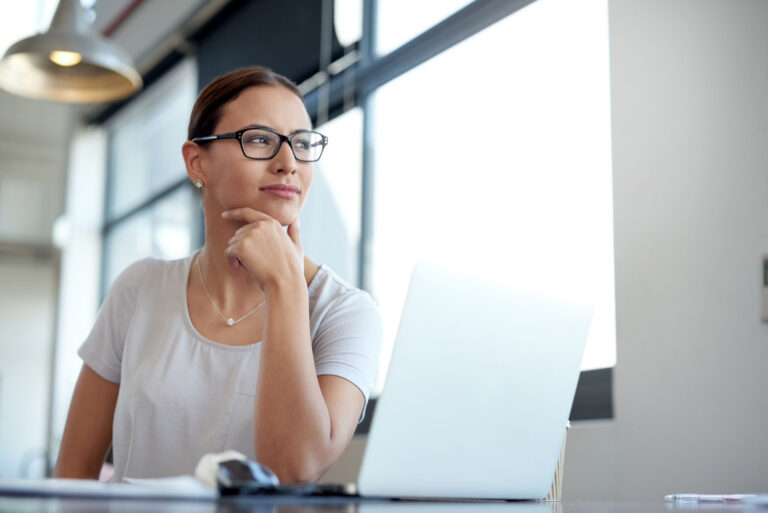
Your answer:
[242,128,325,161]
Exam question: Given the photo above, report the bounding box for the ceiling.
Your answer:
[0,0,214,248]
[90,0,214,74]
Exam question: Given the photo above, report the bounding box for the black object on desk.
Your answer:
[216,459,358,498]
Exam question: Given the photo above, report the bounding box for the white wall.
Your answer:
[0,68,70,480]
[0,255,56,478]
[564,0,768,500]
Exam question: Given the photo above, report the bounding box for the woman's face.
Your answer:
[200,85,314,226]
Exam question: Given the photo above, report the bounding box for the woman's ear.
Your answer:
[182,141,206,184]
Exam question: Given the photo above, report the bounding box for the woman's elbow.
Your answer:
[267,450,331,484]
[273,460,326,484]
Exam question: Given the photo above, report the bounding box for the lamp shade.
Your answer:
[0,0,142,103]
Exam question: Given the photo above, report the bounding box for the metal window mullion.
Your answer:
[357,0,377,291]
[99,132,116,300]
[362,0,536,96]
[102,177,191,234]
[304,0,537,114]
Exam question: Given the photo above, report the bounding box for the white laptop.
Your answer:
[355,262,593,500]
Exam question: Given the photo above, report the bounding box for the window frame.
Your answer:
[306,0,614,425]
[100,58,203,299]
[95,0,613,424]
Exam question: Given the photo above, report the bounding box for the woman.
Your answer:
[54,66,382,484]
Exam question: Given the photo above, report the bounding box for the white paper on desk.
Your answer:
[743,495,768,506]
[0,475,218,500]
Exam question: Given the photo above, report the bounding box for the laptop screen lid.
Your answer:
[357,262,593,500]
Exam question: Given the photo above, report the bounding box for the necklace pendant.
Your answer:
[226,318,235,327]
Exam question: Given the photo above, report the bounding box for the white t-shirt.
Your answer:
[78,254,382,482]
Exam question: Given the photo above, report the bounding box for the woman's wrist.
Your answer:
[263,269,307,299]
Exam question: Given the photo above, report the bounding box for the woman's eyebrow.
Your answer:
[242,124,313,134]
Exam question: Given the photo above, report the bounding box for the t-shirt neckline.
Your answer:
[180,250,324,350]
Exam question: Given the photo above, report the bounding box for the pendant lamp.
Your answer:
[0,0,142,103]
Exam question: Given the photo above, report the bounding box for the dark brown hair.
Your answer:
[187,66,304,140]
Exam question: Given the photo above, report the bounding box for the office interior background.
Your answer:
[0,0,765,500]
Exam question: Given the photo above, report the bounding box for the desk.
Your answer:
[0,497,753,513]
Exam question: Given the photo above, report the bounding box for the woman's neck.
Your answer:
[199,205,319,305]
[198,215,265,310]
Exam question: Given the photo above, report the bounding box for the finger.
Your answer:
[222,207,276,224]
[229,222,258,243]
[286,218,302,252]
[227,229,263,252]
[224,241,248,271]
[234,223,259,238]
[228,231,246,245]
[286,219,304,275]
[227,255,242,271]
[224,240,264,287]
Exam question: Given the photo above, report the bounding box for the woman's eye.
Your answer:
[242,130,276,146]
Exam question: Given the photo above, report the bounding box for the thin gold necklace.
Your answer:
[196,254,265,327]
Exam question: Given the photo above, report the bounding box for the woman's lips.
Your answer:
[260,184,299,199]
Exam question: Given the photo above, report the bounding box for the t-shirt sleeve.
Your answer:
[77,259,150,384]
[312,290,383,423]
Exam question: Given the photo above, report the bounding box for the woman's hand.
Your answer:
[221,207,304,293]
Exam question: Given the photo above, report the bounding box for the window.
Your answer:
[102,59,199,292]
[301,107,364,285]
[0,0,58,57]
[376,0,474,56]
[106,59,197,222]
[368,0,614,391]
[334,0,363,48]
[90,0,614,422]
[103,185,197,289]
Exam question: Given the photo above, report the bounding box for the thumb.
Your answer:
[287,218,302,252]
[287,218,304,274]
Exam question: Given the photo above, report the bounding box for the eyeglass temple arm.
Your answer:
[310,137,328,148]
[192,132,240,143]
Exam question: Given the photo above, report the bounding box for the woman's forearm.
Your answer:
[54,364,118,479]
[254,278,333,483]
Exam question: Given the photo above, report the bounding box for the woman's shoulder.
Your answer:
[309,264,371,300]
[309,265,375,308]
[109,254,193,295]
[308,265,382,358]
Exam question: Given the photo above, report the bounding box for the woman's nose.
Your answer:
[270,140,297,174]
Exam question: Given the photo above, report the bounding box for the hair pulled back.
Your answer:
[187,66,303,141]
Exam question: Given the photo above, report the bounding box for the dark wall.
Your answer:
[192,0,347,90]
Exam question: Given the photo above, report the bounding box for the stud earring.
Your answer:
[193,179,203,189]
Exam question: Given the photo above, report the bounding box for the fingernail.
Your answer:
[221,211,228,217]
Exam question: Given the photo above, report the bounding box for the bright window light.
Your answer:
[376,0,473,55]
[370,0,614,391]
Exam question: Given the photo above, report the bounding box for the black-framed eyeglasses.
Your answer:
[192,126,328,162]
